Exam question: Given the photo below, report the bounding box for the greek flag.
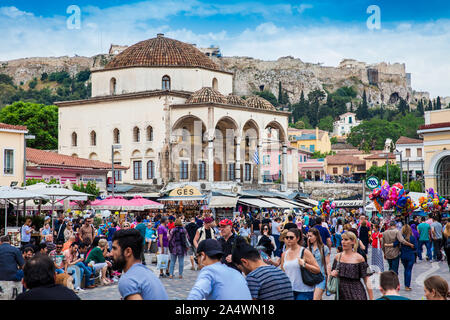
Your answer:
[253,149,260,164]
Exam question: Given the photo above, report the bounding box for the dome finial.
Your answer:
[157,33,164,38]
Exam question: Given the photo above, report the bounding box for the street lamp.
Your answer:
[111,144,121,197]
[394,149,403,185]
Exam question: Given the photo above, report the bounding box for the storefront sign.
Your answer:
[169,185,203,197]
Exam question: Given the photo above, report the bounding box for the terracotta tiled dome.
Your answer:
[245,96,276,110]
[186,87,227,104]
[105,34,221,71]
[226,94,247,106]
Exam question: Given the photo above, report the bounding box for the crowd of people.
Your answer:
[0,207,449,301]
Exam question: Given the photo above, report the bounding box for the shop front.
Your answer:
[158,185,208,218]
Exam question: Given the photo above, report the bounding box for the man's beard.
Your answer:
[112,253,126,272]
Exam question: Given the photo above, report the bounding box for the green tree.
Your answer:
[41,72,48,81]
[347,118,404,152]
[0,101,58,149]
[397,98,409,116]
[356,90,369,120]
[436,96,442,110]
[307,89,326,127]
[393,113,424,139]
[318,115,334,132]
[0,74,14,86]
[416,99,424,116]
[254,90,278,107]
[294,120,305,129]
[291,90,309,123]
[366,163,407,186]
[405,180,423,192]
[330,136,338,144]
[28,79,37,89]
[76,70,91,82]
[73,181,100,210]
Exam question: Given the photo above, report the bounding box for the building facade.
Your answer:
[332,112,361,137]
[394,136,424,180]
[0,123,27,187]
[261,144,299,186]
[288,127,331,153]
[56,35,290,189]
[418,109,450,198]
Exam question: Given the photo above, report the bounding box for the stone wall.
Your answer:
[302,181,363,200]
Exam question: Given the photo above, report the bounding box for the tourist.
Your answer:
[20,218,34,249]
[423,275,449,300]
[358,220,370,255]
[86,238,112,285]
[64,221,75,242]
[187,239,251,300]
[134,216,147,265]
[417,217,432,261]
[250,213,261,247]
[144,222,156,253]
[111,229,168,300]
[218,219,243,271]
[335,219,344,248]
[370,224,384,273]
[232,237,293,300]
[330,231,374,300]
[0,235,25,282]
[431,215,443,261]
[40,222,52,243]
[397,224,418,291]
[168,219,189,279]
[53,214,67,243]
[313,217,332,251]
[283,215,297,231]
[307,227,330,300]
[238,222,251,243]
[280,228,320,300]
[62,235,76,252]
[376,271,410,300]
[64,242,95,289]
[257,223,276,258]
[37,242,48,256]
[381,221,414,274]
[48,240,67,274]
[184,217,199,270]
[193,216,215,248]
[443,222,450,272]
[16,254,80,300]
[157,216,170,278]
[79,216,95,247]
[271,217,282,257]
[22,246,35,262]
[44,234,56,252]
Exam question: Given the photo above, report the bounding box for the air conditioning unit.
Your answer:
[200,183,207,190]
[231,185,241,194]
[153,178,162,185]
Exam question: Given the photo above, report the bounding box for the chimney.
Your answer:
[157,33,164,38]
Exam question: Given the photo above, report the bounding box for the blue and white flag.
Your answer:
[253,149,260,165]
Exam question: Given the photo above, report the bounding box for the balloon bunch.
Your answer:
[313,199,336,216]
[369,181,418,216]
[418,188,448,212]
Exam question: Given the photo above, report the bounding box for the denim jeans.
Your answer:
[55,268,65,274]
[335,233,342,248]
[401,258,414,288]
[251,231,261,247]
[169,254,185,276]
[418,240,432,260]
[293,291,314,300]
[75,262,94,287]
[273,234,281,257]
[387,256,400,274]
[432,239,443,261]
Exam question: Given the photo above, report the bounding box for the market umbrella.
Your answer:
[25,184,89,230]
[90,196,131,211]
[0,186,49,235]
[127,196,164,210]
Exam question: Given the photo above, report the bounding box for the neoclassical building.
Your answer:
[57,34,290,189]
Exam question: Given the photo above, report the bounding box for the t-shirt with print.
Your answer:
[49,250,66,269]
[246,265,293,300]
[21,225,31,242]
[157,225,169,248]
[118,263,168,300]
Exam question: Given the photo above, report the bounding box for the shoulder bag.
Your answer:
[299,247,324,286]
[327,253,341,299]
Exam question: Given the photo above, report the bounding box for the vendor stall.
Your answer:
[158,185,208,217]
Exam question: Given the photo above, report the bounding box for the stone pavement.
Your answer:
[78,249,450,300]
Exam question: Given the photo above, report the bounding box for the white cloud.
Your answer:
[294,4,313,14]
[0,3,449,98]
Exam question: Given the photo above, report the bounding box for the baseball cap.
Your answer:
[219,219,232,226]
[196,239,223,257]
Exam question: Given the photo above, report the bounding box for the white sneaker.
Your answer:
[112,276,119,283]
[74,287,84,292]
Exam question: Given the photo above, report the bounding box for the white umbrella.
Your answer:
[25,184,89,229]
[0,186,49,235]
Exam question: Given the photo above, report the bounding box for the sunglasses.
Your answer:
[285,236,295,240]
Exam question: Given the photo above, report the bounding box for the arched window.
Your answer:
[90,131,97,146]
[71,132,77,147]
[212,78,218,90]
[133,127,140,142]
[162,75,171,90]
[113,128,120,144]
[110,78,117,95]
[146,126,153,141]
[147,160,155,179]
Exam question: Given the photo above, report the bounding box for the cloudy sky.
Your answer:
[1,0,449,98]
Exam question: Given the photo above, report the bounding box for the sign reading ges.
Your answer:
[169,185,202,197]
[366,176,380,190]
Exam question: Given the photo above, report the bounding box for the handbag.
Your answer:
[327,253,341,297]
[156,253,169,270]
[299,247,324,286]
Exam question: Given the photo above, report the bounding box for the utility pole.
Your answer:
[421,159,425,191]
[111,144,121,197]
[386,153,389,184]
[407,159,410,187]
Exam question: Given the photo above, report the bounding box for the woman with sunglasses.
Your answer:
[307,227,331,300]
[64,221,75,242]
[280,228,321,300]
[257,224,276,258]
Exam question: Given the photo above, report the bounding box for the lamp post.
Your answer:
[394,149,403,185]
[111,144,121,197]
[23,134,35,219]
